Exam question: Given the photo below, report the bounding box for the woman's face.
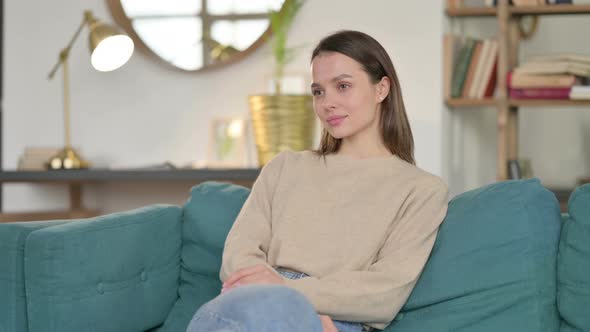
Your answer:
[311,52,388,141]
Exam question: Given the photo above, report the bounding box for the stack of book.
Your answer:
[444,35,499,100]
[17,147,60,171]
[546,0,590,4]
[511,0,545,6]
[483,0,589,5]
[509,54,590,99]
[451,0,589,8]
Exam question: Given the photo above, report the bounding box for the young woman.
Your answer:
[186,30,448,332]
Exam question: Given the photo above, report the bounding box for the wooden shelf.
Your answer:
[509,99,590,107]
[446,7,496,17]
[0,169,261,183]
[511,4,590,15]
[446,98,590,108]
[0,169,261,221]
[446,4,590,17]
[445,98,498,107]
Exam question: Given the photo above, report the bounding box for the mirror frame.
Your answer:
[106,0,281,72]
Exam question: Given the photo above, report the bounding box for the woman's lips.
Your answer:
[327,115,347,126]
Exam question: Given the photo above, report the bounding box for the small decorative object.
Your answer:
[206,117,249,168]
[507,159,522,180]
[47,10,134,170]
[507,158,534,180]
[248,0,315,166]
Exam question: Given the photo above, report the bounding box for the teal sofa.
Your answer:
[1,179,589,332]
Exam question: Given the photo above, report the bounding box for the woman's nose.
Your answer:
[320,92,336,110]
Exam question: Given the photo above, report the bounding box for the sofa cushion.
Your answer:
[0,220,70,332]
[159,181,250,332]
[24,205,182,332]
[386,179,562,332]
[558,183,590,332]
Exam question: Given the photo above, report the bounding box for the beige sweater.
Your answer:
[220,150,448,329]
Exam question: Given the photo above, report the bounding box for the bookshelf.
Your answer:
[445,1,590,181]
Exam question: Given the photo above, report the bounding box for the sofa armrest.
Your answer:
[23,205,182,332]
[0,220,72,332]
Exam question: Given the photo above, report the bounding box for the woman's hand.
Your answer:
[319,315,338,332]
[222,264,284,292]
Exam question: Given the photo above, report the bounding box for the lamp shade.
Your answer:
[89,22,134,72]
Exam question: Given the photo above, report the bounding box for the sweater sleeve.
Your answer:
[219,152,288,282]
[282,178,449,330]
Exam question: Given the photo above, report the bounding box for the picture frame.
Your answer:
[206,116,250,168]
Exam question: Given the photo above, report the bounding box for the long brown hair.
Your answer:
[311,30,415,165]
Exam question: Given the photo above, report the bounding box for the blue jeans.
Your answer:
[185,275,365,332]
[277,269,365,332]
[186,285,322,331]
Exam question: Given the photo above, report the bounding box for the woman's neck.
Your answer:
[337,141,392,160]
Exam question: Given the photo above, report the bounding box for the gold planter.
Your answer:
[249,94,315,166]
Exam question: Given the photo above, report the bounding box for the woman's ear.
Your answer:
[376,76,390,101]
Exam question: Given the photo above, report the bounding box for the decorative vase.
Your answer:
[248,94,315,166]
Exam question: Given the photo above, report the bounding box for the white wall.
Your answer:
[3,0,445,213]
[6,1,587,214]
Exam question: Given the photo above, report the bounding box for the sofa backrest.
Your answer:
[387,179,562,332]
[158,179,568,332]
[558,183,590,332]
[29,205,182,332]
[159,181,250,332]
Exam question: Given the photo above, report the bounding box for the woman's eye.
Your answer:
[312,90,323,96]
[338,83,350,90]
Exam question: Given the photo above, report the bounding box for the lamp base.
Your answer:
[46,147,90,170]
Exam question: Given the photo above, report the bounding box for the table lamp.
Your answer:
[47,10,134,170]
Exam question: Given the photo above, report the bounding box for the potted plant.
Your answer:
[248,0,315,166]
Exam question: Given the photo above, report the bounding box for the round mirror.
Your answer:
[107,0,286,72]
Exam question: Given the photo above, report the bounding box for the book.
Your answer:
[513,0,543,6]
[476,39,498,98]
[17,147,61,171]
[458,0,488,7]
[528,54,590,65]
[451,38,478,98]
[509,87,571,99]
[515,61,590,76]
[443,34,464,99]
[462,40,484,97]
[487,0,515,5]
[570,85,590,99]
[507,71,578,88]
[447,0,466,8]
[482,59,498,97]
[468,39,491,98]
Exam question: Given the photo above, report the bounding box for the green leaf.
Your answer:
[268,0,305,90]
